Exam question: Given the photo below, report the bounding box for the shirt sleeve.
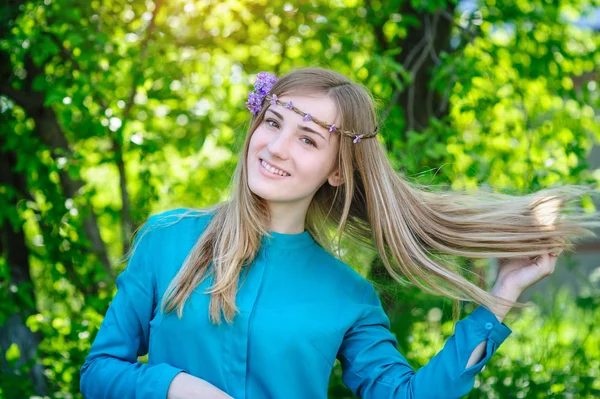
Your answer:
[337,282,512,399]
[80,214,186,399]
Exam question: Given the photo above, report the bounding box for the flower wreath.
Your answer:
[245,72,378,143]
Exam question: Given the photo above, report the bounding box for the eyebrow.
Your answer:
[266,109,328,143]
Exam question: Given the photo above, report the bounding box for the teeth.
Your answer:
[261,160,289,176]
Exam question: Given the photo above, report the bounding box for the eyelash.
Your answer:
[265,118,317,147]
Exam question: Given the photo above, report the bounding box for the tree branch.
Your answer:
[117,0,164,254]
[365,0,389,52]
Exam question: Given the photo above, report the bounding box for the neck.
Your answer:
[267,201,309,234]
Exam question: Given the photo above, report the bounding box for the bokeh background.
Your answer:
[1,0,600,398]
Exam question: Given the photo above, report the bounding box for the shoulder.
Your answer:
[144,207,216,237]
[132,207,218,281]
[310,245,375,304]
[133,207,217,255]
[147,206,215,227]
[307,247,386,331]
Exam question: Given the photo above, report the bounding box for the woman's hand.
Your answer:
[488,250,561,322]
[167,372,234,399]
[495,251,561,295]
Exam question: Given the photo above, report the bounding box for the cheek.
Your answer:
[249,128,268,150]
[316,151,339,179]
[297,154,333,179]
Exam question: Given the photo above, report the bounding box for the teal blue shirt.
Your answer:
[80,208,512,399]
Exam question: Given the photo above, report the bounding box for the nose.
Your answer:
[266,127,292,160]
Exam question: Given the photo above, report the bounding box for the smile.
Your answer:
[259,159,291,177]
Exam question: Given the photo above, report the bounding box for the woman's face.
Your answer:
[247,93,342,208]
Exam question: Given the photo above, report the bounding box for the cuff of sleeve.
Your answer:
[469,306,512,344]
[140,363,187,399]
[461,338,496,376]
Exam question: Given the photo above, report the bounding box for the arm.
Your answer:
[338,283,512,399]
[465,283,519,368]
[79,213,230,399]
[79,214,186,399]
[466,252,560,368]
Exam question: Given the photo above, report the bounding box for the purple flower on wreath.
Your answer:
[353,134,364,144]
[285,100,293,109]
[270,94,278,106]
[254,72,278,94]
[246,72,278,115]
[303,113,312,122]
[245,92,264,114]
[328,124,336,133]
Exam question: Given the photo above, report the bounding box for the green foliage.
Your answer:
[1,0,599,398]
[470,289,600,398]
[328,288,600,398]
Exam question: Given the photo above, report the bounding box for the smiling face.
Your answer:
[247,93,343,212]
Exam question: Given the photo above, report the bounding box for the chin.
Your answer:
[247,181,291,203]
[249,185,279,202]
[248,179,272,199]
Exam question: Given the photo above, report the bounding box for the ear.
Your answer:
[327,168,344,187]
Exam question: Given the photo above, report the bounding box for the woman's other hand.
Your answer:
[167,372,234,399]
[495,251,561,295]
[489,251,561,321]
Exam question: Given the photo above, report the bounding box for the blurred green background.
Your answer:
[1,0,600,397]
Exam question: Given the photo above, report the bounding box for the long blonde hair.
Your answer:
[133,67,599,325]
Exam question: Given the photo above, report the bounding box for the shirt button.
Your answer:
[485,322,493,330]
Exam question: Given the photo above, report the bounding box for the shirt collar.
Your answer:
[260,229,316,250]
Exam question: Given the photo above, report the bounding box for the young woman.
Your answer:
[80,68,598,399]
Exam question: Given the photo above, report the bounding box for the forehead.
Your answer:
[274,93,340,128]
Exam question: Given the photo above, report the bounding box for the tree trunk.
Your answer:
[0,141,47,396]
